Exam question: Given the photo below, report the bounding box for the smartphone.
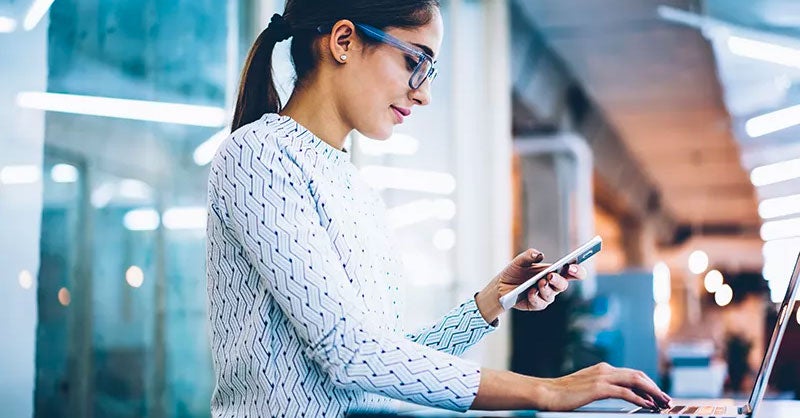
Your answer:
[498,235,603,311]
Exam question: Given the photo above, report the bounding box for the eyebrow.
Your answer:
[412,42,436,59]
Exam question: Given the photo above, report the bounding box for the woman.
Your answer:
[206,0,672,416]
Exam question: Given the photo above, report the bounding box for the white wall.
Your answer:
[450,0,513,370]
[0,13,48,418]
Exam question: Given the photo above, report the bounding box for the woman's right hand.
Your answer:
[536,362,672,411]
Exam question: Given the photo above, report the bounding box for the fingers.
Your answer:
[535,274,569,301]
[523,273,570,310]
[538,278,553,297]
[563,264,587,280]
[605,386,655,409]
[533,278,556,305]
[548,273,570,292]
[547,363,670,412]
[609,368,671,407]
[584,364,661,409]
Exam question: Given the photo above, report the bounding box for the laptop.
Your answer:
[538,252,800,418]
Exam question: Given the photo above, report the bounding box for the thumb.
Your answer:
[516,248,544,266]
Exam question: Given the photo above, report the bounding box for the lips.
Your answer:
[391,105,411,117]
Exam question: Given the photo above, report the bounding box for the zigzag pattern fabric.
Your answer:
[206,114,497,417]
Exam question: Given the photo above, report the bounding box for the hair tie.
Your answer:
[266,13,292,42]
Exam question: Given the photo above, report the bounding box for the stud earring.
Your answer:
[340,54,347,61]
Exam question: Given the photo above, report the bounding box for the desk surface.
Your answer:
[361,400,800,417]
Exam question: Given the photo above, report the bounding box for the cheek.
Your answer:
[361,52,408,97]
[349,56,408,134]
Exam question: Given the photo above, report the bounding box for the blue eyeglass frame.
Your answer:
[316,22,438,90]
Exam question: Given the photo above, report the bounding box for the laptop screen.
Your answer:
[747,252,800,414]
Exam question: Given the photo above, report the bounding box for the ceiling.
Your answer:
[515,0,766,231]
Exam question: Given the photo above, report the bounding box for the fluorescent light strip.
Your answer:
[360,166,456,195]
[1,165,40,184]
[163,207,207,230]
[90,182,114,208]
[23,0,55,31]
[759,193,800,219]
[356,132,420,156]
[761,216,800,241]
[123,208,160,231]
[652,262,671,304]
[16,92,226,127]
[194,129,229,166]
[728,36,800,70]
[118,179,153,200]
[750,157,800,186]
[386,199,455,229]
[50,164,78,183]
[763,238,800,302]
[0,16,17,33]
[653,303,671,339]
[745,104,800,138]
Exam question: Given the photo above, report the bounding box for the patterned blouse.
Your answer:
[206,113,497,417]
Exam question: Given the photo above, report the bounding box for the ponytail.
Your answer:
[231,14,292,132]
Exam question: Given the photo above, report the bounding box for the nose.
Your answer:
[409,79,432,106]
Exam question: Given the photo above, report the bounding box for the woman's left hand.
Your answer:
[475,248,587,322]
[499,248,586,311]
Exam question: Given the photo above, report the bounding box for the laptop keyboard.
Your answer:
[635,404,731,416]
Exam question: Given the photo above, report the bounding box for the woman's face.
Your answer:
[338,10,444,140]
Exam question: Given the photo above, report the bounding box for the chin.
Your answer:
[359,125,394,141]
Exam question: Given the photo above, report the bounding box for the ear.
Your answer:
[327,19,359,63]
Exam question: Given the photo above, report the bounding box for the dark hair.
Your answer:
[231,0,441,132]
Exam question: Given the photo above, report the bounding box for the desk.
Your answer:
[349,400,800,417]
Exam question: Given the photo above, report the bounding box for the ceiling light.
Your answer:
[1,165,40,185]
[126,266,144,288]
[360,166,455,194]
[23,0,55,31]
[51,164,78,183]
[715,284,733,307]
[728,36,800,70]
[653,262,671,304]
[761,216,800,241]
[751,157,800,187]
[745,104,800,138]
[193,129,229,166]
[704,270,724,293]
[688,250,709,274]
[16,92,226,127]
[759,193,800,219]
[356,132,420,156]
[163,207,206,230]
[123,208,160,231]
[0,16,17,33]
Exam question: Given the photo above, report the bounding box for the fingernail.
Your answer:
[569,265,578,274]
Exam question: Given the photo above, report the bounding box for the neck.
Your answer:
[279,79,351,150]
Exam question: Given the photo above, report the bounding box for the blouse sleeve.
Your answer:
[405,297,497,357]
[209,134,483,412]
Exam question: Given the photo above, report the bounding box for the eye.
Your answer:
[404,55,418,71]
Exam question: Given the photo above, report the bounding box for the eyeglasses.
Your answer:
[317,23,438,90]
